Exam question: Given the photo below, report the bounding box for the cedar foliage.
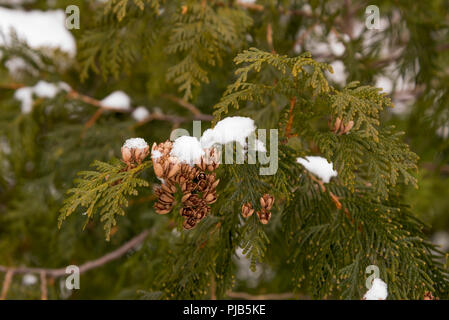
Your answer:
[1,0,449,300]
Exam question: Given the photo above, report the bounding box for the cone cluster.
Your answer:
[151,141,220,230]
[241,194,275,224]
[329,117,354,135]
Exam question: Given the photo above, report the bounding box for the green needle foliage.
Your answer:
[58,160,150,240]
[165,2,252,99]
[1,0,449,300]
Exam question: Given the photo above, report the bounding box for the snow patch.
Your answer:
[101,91,131,111]
[14,87,33,114]
[132,106,150,122]
[123,138,148,149]
[151,149,162,160]
[328,32,345,56]
[14,80,69,114]
[4,57,29,74]
[33,80,61,98]
[0,0,35,5]
[170,136,204,165]
[22,273,38,286]
[375,76,393,94]
[297,156,337,183]
[327,60,347,85]
[200,116,256,149]
[432,231,449,252]
[161,116,266,165]
[364,278,388,300]
[254,139,266,152]
[436,125,449,139]
[0,8,76,56]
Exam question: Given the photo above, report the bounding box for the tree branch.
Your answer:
[0,229,151,278]
[0,82,214,125]
[67,90,131,113]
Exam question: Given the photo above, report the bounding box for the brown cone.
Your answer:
[257,208,272,224]
[260,194,275,211]
[241,202,254,218]
[183,217,197,230]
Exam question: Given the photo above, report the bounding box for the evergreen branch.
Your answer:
[165,2,252,99]
[239,218,270,272]
[213,48,332,120]
[105,0,161,21]
[58,159,151,240]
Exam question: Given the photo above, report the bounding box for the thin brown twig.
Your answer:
[73,91,214,126]
[329,191,342,210]
[266,23,274,53]
[161,94,212,120]
[309,173,326,192]
[0,229,151,278]
[200,222,221,249]
[67,90,131,113]
[84,108,104,130]
[210,275,216,300]
[284,96,297,140]
[0,269,14,300]
[0,82,26,89]
[40,271,48,300]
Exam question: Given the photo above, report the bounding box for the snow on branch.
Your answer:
[297,156,338,183]
[363,278,388,300]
